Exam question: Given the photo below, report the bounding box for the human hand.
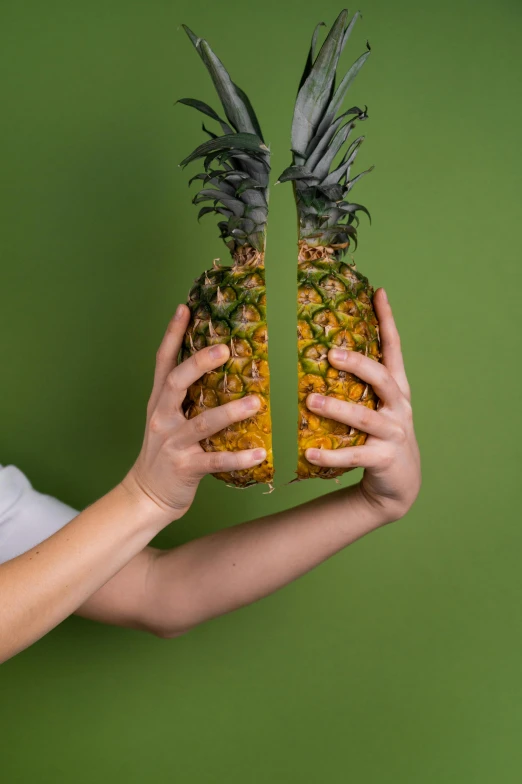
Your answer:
[305,289,421,525]
[121,305,266,525]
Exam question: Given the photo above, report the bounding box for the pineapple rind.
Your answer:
[182,251,273,487]
[297,246,380,480]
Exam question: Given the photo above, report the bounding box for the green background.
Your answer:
[1,0,522,781]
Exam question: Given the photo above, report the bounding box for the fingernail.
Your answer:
[243,395,260,411]
[381,288,388,303]
[253,448,266,461]
[174,304,185,320]
[306,449,320,461]
[330,348,348,363]
[209,344,227,359]
[309,393,325,409]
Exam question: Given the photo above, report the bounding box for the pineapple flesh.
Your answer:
[278,9,381,480]
[179,26,273,487]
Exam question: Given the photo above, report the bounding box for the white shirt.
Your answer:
[0,465,77,565]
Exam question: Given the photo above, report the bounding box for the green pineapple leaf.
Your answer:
[291,9,348,157]
[177,98,234,135]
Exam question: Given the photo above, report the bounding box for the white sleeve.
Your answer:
[0,465,78,565]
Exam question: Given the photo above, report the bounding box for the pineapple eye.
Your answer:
[319,275,346,295]
[303,345,328,363]
[298,284,322,305]
[339,265,361,287]
[237,433,266,451]
[251,325,268,346]
[336,299,358,316]
[241,273,263,289]
[347,382,366,402]
[332,329,355,349]
[188,332,206,352]
[208,320,230,339]
[212,286,237,306]
[188,285,201,304]
[313,309,340,330]
[298,374,327,398]
[217,373,243,396]
[354,321,370,339]
[230,338,252,358]
[194,304,211,322]
[232,304,261,325]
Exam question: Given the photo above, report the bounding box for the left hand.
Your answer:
[305,288,421,525]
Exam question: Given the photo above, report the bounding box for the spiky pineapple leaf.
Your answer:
[232,82,265,141]
[183,26,258,136]
[321,136,365,187]
[305,114,352,170]
[180,133,267,168]
[345,166,374,192]
[177,98,234,135]
[298,21,326,91]
[311,120,355,180]
[236,177,264,194]
[291,9,348,156]
[315,49,370,140]
[277,165,319,184]
[197,206,217,221]
[338,202,372,223]
[201,122,218,140]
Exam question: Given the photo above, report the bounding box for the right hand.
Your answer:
[121,304,265,524]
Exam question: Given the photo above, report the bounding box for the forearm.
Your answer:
[148,484,380,635]
[0,484,164,663]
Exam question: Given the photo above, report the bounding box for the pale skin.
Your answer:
[0,289,420,664]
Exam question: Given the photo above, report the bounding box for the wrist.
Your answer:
[351,482,394,530]
[118,472,178,532]
[357,481,407,527]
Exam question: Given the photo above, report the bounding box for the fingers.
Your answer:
[176,395,261,448]
[187,447,267,477]
[306,394,397,439]
[155,342,230,417]
[305,445,382,469]
[328,346,403,407]
[373,289,411,400]
[149,305,190,412]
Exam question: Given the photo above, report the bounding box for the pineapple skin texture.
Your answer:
[297,246,381,480]
[182,252,273,487]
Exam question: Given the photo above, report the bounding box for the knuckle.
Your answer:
[347,449,360,467]
[209,451,226,472]
[193,411,209,437]
[166,370,180,392]
[357,406,371,430]
[390,423,407,443]
[148,414,163,434]
[193,350,207,371]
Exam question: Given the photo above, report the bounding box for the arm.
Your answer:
[0,305,265,663]
[77,288,421,638]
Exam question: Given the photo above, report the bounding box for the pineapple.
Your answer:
[277,9,381,480]
[178,26,273,488]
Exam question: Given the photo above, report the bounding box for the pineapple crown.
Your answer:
[277,9,373,259]
[178,26,270,256]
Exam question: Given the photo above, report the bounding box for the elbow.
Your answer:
[146,620,193,640]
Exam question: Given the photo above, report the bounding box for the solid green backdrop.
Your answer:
[1,0,522,781]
